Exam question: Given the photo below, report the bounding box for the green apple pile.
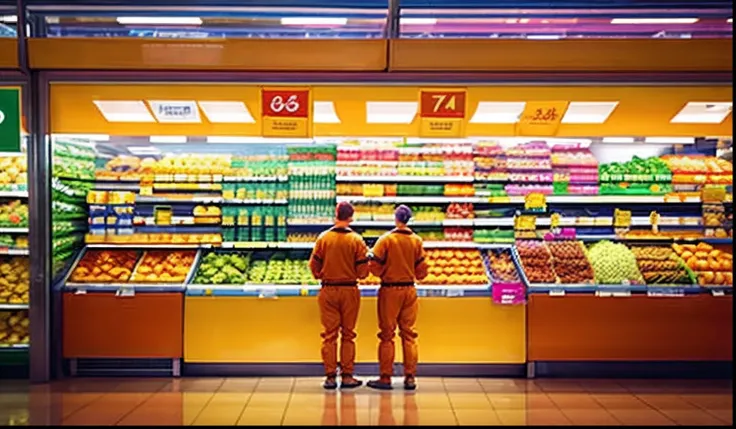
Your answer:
[193,252,250,285]
[588,241,644,284]
[246,253,316,285]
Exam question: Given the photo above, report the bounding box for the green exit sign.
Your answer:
[0,88,21,153]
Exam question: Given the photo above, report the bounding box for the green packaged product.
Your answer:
[237,207,250,242]
[251,207,263,241]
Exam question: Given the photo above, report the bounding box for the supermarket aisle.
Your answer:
[0,377,731,426]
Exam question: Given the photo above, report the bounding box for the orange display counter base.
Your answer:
[528,294,732,362]
[63,292,183,358]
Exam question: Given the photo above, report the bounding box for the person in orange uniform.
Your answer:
[367,205,428,391]
[309,202,369,390]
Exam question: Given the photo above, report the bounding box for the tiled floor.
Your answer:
[0,377,731,426]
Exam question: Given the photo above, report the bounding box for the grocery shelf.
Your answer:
[0,191,29,199]
[222,199,288,205]
[0,248,29,256]
[220,242,314,249]
[0,344,28,350]
[335,195,707,204]
[577,235,733,244]
[0,303,29,310]
[85,243,212,249]
[336,175,474,183]
[186,283,491,298]
[223,176,288,183]
[526,283,721,295]
[63,283,186,293]
[0,227,29,234]
[136,196,223,204]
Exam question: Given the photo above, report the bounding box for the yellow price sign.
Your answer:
[614,208,632,228]
[650,211,660,233]
[514,214,537,231]
[524,193,547,211]
[550,213,562,229]
[702,186,727,203]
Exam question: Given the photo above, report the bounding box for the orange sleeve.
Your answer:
[354,235,370,279]
[414,236,428,281]
[369,235,388,277]
[309,234,326,279]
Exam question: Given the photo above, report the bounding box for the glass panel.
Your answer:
[399,8,733,39]
[0,5,16,38]
[29,4,388,39]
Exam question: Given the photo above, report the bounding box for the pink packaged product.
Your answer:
[505,184,554,195]
[550,145,598,168]
[505,141,551,158]
[509,171,554,183]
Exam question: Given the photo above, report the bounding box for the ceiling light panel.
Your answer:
[93,101,155,123]
[149,136,188,144]
[470,102,525,123]
[117,17,203,25]
[313,101,341,124]
[670,102,733,124]
[562,102,618,124]
[198,101,255,123]
[610,18,699,24]
[281,17,348,25]
[366,102,417,124]
[401,18,438,25]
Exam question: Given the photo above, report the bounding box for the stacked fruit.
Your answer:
[246,254,316,285]
[131,251,196,283]
[546,241,595,284]
[70,250,138,283]
[443,228,473,241]
[444,184,475,196]
[359,272,381,286]
[0,155,27,190]
[672,242,733,286]
[287,233,319,243]
[0,311,28,346]
[630,246,692,285]
[484,249,520,282]
[446,203,474,219]
[193,252,250,285]
[587,241,644,284]
[422,249,488,285]
[515,240,556,283]
[0,201,28,227]
[0,258,29,304]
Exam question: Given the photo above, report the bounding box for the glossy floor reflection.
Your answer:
[0,377,731,425]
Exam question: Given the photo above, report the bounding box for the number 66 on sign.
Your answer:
[261,88,312,138]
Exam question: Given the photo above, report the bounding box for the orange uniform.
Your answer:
[369,228,428,379]
[309,226,369,377]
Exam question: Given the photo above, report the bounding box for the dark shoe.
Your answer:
[340,376,363,389]
[323,376,338,390]
[367,379,393,390]
[404,376,417,391]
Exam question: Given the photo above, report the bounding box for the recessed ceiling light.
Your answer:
[401,18,437,25]
[644,137,696,144]
[198,101,255,124]
[281,17,348,26]
[470,102,525,124]
[116,17,203,25]
[93,101,155,123]
[313,102,341,124]
[602,137,636,144]
[527,34,562,40]
[149,136,187,144]
[610,18,699,24]
[562,102,618,124]
[671,102,732,124]
[366,102,417,124]
[0,15,17,24]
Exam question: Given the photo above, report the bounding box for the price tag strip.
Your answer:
[647,287,685,298]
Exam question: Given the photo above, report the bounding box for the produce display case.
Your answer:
[41,79,731,377]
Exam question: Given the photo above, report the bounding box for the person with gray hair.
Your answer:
[367,205,428,391]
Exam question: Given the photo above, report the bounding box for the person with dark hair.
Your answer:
[309,202,369,390]
[367,205,428,391]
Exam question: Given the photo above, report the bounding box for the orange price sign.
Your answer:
[516,101,569,137]
[261,87,311,137]
[418,89,467,137]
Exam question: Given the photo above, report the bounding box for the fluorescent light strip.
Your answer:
[644,137,695,144]
[313,101,341,124]
[281,17,347,26]
[671,102,732,124]
[366,102,417,124]
[117,17,203,25]
[198,101,255,124]
[728,18,733,23]
[401,18,438,25]
[611,18,699,24]
[0,15,17,23]
[206,136,313,144]
[470,102,525,124]
[562,102,618,124]
[93,100,156,123]
[602,137,636,144]
[526,34,562,40]
[53,134,110,142]
[149,136,187,144]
